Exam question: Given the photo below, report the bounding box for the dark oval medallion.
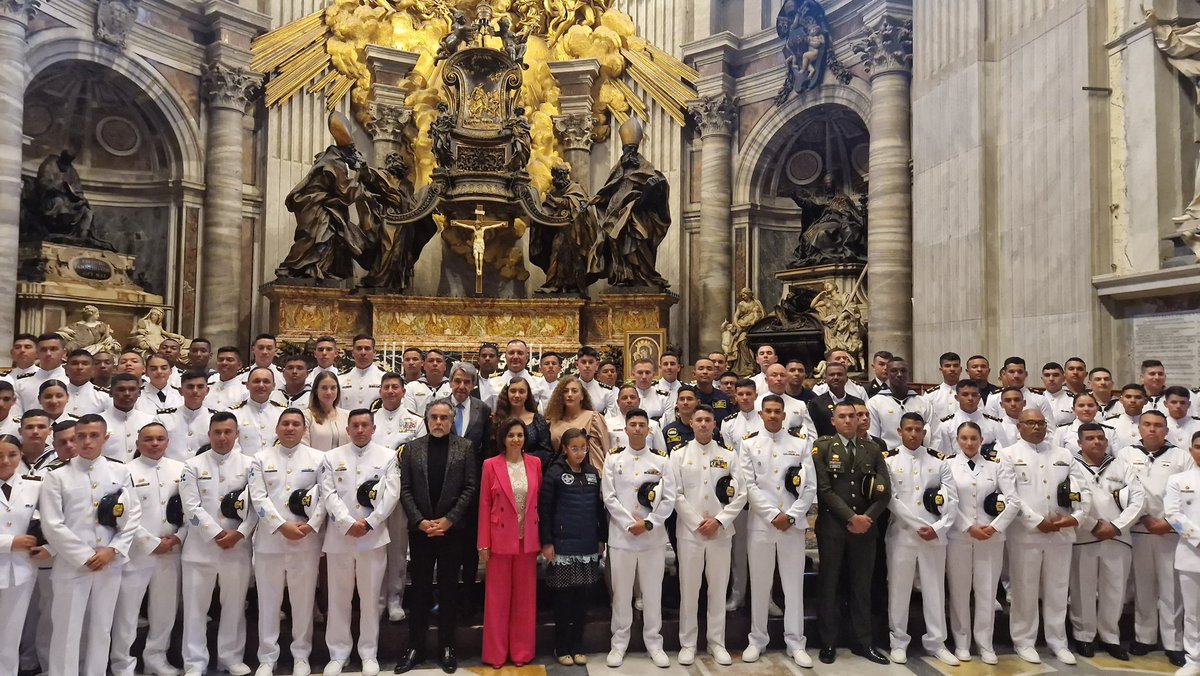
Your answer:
[73,257,113,281]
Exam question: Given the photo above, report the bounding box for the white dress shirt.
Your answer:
[101,404,156,462]
[40,455,141,579]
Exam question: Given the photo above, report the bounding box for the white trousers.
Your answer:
[182,558,251,673]
[946,537,1003,653]
[1181,571,1200,668]
[1008,540,1071,652]
[255,551,321,665]
[677,536,732,651]
[49,566,124,676]
[728,511,748,603]
[1132,532,1184,649]
[18,568,51,672]
[0,580,35,676]
[385,509,410,605]
[746,530,806,653]
[1069,541,1131,644]
[609,546,665,654]
[112,556,181,676]
[325,547,387,662]
[887,538,949,652]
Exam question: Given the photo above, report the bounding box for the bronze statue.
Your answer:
[23,150,114,250]
[774,0,848,105]
[496,17,528,67]
[530,165,596,295]
[435,11,477,63]
[788,174,867,267]
[430,101,457,170]
[505,107,532,173]
[361,153,437,291]
[587,117,672,290]
[276,112,376,281]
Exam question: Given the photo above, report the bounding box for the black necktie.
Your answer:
[968,459,976,471]
[2,483,10,500]
[158,390,167,402]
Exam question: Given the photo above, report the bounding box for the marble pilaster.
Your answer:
[0,0,36,353]
[199,62,258,348]
[365,45,418,163]
[548,59,599,190]
[688,93,737,352]
[854,11,913,359]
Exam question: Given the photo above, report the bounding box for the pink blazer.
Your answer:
[478,454,542,555]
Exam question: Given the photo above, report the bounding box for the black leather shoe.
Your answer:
[394,649,423,674]
[851,646,889,665]
[1075,640,1095,658]
[818,647,836,664]
[1100,643,1129,661]
[1167,650,1186,667]
[439,647,458,673]
[1129,641,1154,656]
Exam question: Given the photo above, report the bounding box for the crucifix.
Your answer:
[449,205,507,295]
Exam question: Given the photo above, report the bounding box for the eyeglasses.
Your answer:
[1018,420,1048,428]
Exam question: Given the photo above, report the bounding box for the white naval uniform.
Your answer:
[110,455,187,676]
[535,378,560,413]
[738,428,816,654]
[204,376,248,412]
[931,409,1002,456]
[248,443,326,667]
[605,413,666,454]
[319,441,399,663]
[1116,442,1197,651]
[634,386,669,421]
[655,378,682,417]
[1069,454,1145,646]
[1044,389,1076,427]
[811,379,869,402]
[721,410,760,449]
[16,366,66,412]
[946,454,1016,656]
[100,404,156,462]
[670,438,747,652]
[373,408,424,613]
[996,439,1093,654]
[601,444,676,655]
[1168,415,1200,450]
[750,372,769,396]
[231,397,285,455]
[179,448,257,675]
[1052,419,1116,454]
[996,416,1020,448]
[19,457,59,673]
[156,405,213,461]
[65,381,108,417]
[479,369,549,411]
[270,386,311,410]
[401,379,451,416]
[305,365,337,386]
[884,445,958,654]
[338,365,385,412]
[983,386,1056,426]
[579,376,617,415]
[756,392,817,441]
[135,384,183,417]
[923,383,958,437]
[1106,413,1141,454]
[40,455,141,676]
[868,389,933,451]
[1164,468,1200,671]
[0,475,42,676]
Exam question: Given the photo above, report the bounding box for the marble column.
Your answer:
[549,59,599,190]
[854,13,914,359]
[367,103,412,166]
[0,0,35,352]
[365,45,418,164]
[199,63,258,348]
[688,93,737,352]
[552,112,593,189]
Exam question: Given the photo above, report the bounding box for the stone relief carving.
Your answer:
[688,94,737,137]
[852,14,913,75]
[774,0,850,105]
[95,0,140,48]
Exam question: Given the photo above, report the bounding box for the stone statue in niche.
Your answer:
[774,0,850,105]
[56,305,123,354]
[721,287,766,375]
[129,307,189,356]
[587,117,673,290]
[1148,10,1200,227]
[505,106,532,173]
[21,150,115,251]
[788,174,867,267]
[530,164,597,295]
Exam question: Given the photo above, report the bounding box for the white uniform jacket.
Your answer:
[1072,454,1145,546]
[370,405,426,451]
[996,439,1092,545]
[39,455,141,579]
[868,389,933,451]
[101,405,156,462]
[0,474,42,587]
[65,381,108,417]
[135,384,184,417]
[601,444,676,551]
[885,445,959,542]
[739,429,816,537]
[247,444,326,555]
[402,379,451,416]
[204,376,248,412]
[337,365,385,412]
[125,455,188,568]
[670,439,747,543]
[318,442,398,554]
[178,449,257,564]
[932,409,1003,456]
[1052,419,1116,454]
[605,414,666,454]
[1164,468,1200,573]
[156,405,214,461]
[231,398,284,455]
[946,454,1017,541]
[1115,443,1197,534]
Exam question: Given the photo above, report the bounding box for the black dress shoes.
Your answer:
[818,646,836,664]
[851,646,890,665]
[1167,650,1186,667]
[1075,640,1095,658]
[1100,643,1129,661]
[439,647,458,673]
[394,649,424,674]
[1129,641,1155,656]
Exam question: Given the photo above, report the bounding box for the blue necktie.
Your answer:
[455,402,465,436]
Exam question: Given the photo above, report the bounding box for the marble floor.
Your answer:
[325,649,1182,676]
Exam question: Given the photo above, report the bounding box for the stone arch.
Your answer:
[24,31,203,184]
[733,82,871,207]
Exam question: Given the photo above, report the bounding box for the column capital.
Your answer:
[552,112,594,151]
[688,94,737,138]
[367,102,411,144]
[853,14,913,77]
[0,0,39,26]
[202,63,259,112]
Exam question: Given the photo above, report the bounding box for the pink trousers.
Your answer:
[482,551,538,666]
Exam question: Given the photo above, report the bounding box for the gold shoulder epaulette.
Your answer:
[229,401,247,410]
[269,400,285,407]
[742,430,759,440]
[156,407,178,415]
[940,413,954,422]
[608,446,624,455]
[14,372,34,380]
[926,448,946,460]
[983,414,1001,422]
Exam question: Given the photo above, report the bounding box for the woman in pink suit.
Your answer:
[478,418,542,668]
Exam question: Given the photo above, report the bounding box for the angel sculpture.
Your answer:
[774,0,832,104]
[435,11,477,63]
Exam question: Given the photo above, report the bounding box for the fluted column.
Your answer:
[552,112,593,189]
[200,62,258,348]
[854,13,913,359]
[0,0,35,352]
[688,93,737,351]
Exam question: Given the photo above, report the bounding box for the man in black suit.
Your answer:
[445,362,491,610]
[808,363,864,437]
[395,398,479,674]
